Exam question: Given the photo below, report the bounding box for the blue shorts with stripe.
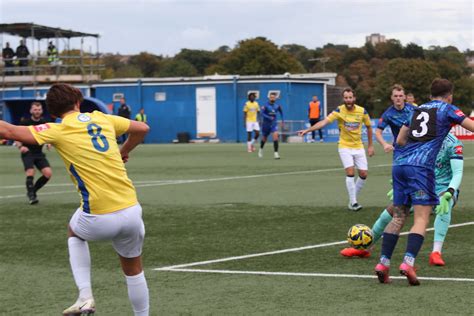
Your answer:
[392,165,438,206]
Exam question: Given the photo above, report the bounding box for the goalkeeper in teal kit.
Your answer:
[341,133,464,266]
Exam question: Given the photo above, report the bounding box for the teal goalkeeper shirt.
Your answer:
[435,133,464,194]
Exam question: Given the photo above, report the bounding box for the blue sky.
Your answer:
[0,0,472,55]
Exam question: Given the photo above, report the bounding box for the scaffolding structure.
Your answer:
[0,23,103,89]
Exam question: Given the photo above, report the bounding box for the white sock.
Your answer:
[345,176,357,204]
[433,241,443,253]
[247,141,251,148]
[126,271,149,316]
[355,176,366,196]
[250,139,255,145]
[68,237,93,300]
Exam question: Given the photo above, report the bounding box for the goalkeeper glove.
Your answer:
[435,192,452,215]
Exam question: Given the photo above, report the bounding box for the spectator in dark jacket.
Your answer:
[2,42,15,75]
[117,97,131,143]
[16,39,30,75]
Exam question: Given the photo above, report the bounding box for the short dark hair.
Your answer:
[248,93,256,99]
[30,102,42,109]
[430,78,453,98]
[342,88,355,96]
[407,92,414,97]
[46,83,83,117]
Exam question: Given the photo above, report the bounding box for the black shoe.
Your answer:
[28,191,38,205]
[349,203,362,212]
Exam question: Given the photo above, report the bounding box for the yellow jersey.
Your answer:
[327,104,371,149]
[29,111,138,215]
[243,101,260,123]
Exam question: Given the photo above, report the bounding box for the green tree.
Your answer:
[213,37,305,75]
[404,43,424,59]
[342,48,368,66]
[374,39,403,59]
[373,58,439,115]
[453,76,474,114]
[159,59,198,77]
[129,52,161,77]
[175,49,218,75]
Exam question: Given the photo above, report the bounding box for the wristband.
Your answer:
[447,188,455,196]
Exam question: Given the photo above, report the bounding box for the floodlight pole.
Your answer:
[308,57,330,72]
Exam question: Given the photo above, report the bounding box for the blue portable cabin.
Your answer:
[0,85,110,124]
[92,73,337,143]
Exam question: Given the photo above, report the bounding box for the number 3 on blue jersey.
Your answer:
[408,108,437,142]
[87,123,110,152]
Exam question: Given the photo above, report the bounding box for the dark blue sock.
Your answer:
[381,233,399,259]
[405,233,425,258]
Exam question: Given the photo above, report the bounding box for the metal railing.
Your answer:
[0,54,104,84]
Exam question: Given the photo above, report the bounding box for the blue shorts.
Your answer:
[262,123,278,137]
[392,165,438,206]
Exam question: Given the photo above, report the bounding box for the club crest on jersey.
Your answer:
[454,109,465,117]
[33,123,50,132]
[455,145,463,155]
[77,113,91,122]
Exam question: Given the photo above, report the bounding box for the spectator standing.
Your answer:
[135,108,147,123]
[308,95,323,142]
[47,41,59,65]
[2,42,15,75]
[16,39,30,75]
[118,97,131,143]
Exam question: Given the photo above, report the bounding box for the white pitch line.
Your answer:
[0,163,388,199]
[154,221,474,271]
[0,190,76,200]
[2,156,474,195]
[158,268,474,282]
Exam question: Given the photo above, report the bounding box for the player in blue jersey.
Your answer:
[341,134,464,266]
[374,79,474,286]
[375,85,415,153]
[258,92,284,159]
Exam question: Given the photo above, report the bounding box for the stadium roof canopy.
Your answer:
[0,23,99,39]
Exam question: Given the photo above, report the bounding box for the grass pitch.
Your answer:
[1,142,473,315]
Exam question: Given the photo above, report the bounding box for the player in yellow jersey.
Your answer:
[0,84,150,316]
[243,93,260,152]
[298,88,375,211]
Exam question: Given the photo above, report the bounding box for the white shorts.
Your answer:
[338,148,368,170]
[69,203,145,258]
[246,122,260,132]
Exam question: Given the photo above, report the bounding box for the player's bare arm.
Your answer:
[297,117,330,136]
[375,128,394,153]
[120,120,150,162]
[366,125,375,157]
[0,121,38,145]
[396,125,409,146]
[460,116,474,132]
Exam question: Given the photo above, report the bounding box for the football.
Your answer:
[347,224,374,249]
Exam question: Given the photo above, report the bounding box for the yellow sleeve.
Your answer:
[326,110,339,123]
[363,112,371,127]
[243,104,249,113]
[28,123,60,145]
[106,114,131,136]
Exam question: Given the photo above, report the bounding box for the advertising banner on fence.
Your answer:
[320,117,474,143]
[450,117,474,140]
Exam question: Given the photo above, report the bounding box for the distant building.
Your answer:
[466,55,474,69]
[366,33,386,46]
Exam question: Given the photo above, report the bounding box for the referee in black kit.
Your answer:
[16,102,53,204]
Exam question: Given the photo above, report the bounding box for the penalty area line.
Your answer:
[154,221,474,271]
[157,268,474,282]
